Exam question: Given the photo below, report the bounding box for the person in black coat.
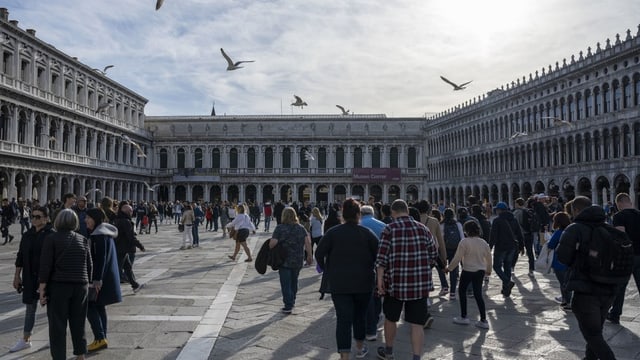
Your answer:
[489,202,524,297]
[10,206,54,353]
[113,202,145,291]
[85,208,122,352]
[39,208,92,360]
[315,199,379,359]
[273,200,285,225]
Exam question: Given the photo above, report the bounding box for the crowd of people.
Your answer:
[5,191,639,360]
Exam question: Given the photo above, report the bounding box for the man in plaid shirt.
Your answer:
[375,199,438,360]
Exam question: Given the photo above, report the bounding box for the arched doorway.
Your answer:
[227,185,239,203]
[192,185,204,202]
[315,185,328,205]
[522,182,533,200]
[562,178,575,201]
[406,185,419,202]
[32,175,43,201]
[280,185,291,203]
[534,181,545,195]
[548,179,560,198]
[577,177,592,199]
[246,185,257,203]
[511,183,521,202]
[388,185,400,202]
[370,185,382,202]
[613,174,631,197]
[210,185,222,202]
[352,185,365,200]
[500,183,509,203]
[595,176,610,205]
[15,173,26,199]
[490,184,498,204]
[157,185,169,202]
[262,185,274,203]
[175,185,186,201]
[334,185,347,203]
[298,185,310,204]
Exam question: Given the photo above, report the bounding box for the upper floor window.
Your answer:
[194,148,203,168]
[318,147,327,169]
[229,148,238,168]
[282,147,291,169]
[247,148,256,168]
[160,148,168,168]
[264,147,273,169]
[372,146,381,168]
[212,148,220,169]
[353,147,363,168]
[408,147,417,168]
[390,147,399,168]
[336,147,345,169]
[177,148,186,168]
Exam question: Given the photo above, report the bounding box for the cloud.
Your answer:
[5,0,640,117]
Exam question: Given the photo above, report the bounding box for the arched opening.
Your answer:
[388,185,400,202]
[490,184,499,204]
[352,185,365,200]
[280,185,292,203]
[315,185,328,205]
[298,185,311,203]
[262,185,274,203]
[175,185,186,201]
[334,185,347,203]
[406,185,419,202]
[562,179,575,201]
[370,185,382,202]
[595,176,610,205]
[534,181,545,195]
[548,179,560,198]
[511,183,521,202]
[613,174,630,199]
[227,185,239,203]
[210,185,222,203]
[577,177,592,199]
[192,185,204,202]
[500,183,509,203]
[245,185,257,203]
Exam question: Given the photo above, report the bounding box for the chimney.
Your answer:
[9,19,18,27]
[0,8,8,22]
[26,29,36,36]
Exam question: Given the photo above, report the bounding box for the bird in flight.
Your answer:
[144,182,160,192]
[510,131,528,140]
[336,105,350,115]
[303,149,315,161]
[121,134,147,158]
[156,0,164,10]
[84,188,102,197]
[93,65,114,75]
[440,76,472,91]
[291,95,308,108]
[96,100,113,114]
[542,117,574,127]
[41,133,55,143]
[220,48,254,71]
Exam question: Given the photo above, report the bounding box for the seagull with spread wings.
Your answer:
[41,133,55,143]
[336,105,350,115]
[510,131,528,140]
[220,48,254,71]
[303,149,315,161]
[542,117,574,127]
[144,182,160,192]
[291,95,308,108]
[84,188,102,197]
[440,76,472,91]
[156,0,164,10]
[121,134,147,158]
[93,65,114,75]
[96,100,113,114]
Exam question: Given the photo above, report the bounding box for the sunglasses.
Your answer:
[31,215,44,220]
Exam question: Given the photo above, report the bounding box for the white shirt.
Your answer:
[227,213,255,231]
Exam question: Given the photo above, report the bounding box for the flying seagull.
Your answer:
[121,134,147,158]
[93,65,114,75]
[303,149,315,161]
[336,105,350,115]
[41,133,55,143]
[96,100,113,114]
[144,182,160,192]
[440,76,472,91]
[510,131,528,140]
[291,95,308,108]
[220,48,254,71]
[156,0,164,10]
[84,188,102,197]
[542,117,574,127]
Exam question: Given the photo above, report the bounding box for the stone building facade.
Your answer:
[424,26,640,208]
[0,8,153,204]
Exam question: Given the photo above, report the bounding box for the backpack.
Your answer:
[444,221,462,250]
[518,208,534,233]
[579,223,634,285]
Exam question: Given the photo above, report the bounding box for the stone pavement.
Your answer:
[0,220,639,360]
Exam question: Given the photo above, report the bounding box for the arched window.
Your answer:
[585,89,592,118]
[336,147,345,171]
[623,77,631,108]
[74,129,81,154]
[602,83,610,113]
[594,87,602,115]
[177,148,185,168]
[229,148,238,169]
[634,74,640,106]
[613,80,621,111]
[194,148,203,168]
[318,147,327,171]
[96,134,102,159]
[264,147,273,170]
[372,146,381,168]
[282,147,291,170]
[212,148,221,169]
[247,148,256,169]
[408,147,417,168]
[160,148,168,168]
[575,93,583,120]
[18,112,27,144]
[353,147,363,168]
[390,147,399,168]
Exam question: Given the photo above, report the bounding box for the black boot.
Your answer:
[8,235,14,243]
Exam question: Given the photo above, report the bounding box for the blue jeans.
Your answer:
[332,293,370,353]
[609,255,640,319]
[365,293,382,336]
[493,248,516,289]
[264,216,272,231]
[192,220,200,245]
[554,268,573,305]
[444,248,459,293]
[23,301,38,337]
[87,302,108,340]
[278,267,301,310]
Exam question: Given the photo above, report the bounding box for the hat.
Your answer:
[534,193,547,199]
[495,202,509,210]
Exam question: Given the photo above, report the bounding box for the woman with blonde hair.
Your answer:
[309,207,324,254]
[227,204,255,262]
[269,207,313,314]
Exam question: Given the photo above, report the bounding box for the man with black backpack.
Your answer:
[557,196,633,360]
[607,192,640,324]
[512,198,536,277]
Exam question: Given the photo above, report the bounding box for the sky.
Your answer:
[4,0,640,117]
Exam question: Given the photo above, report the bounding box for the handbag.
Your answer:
[535,245,554,274]
[178,223,185,232]
[88,286,99,302]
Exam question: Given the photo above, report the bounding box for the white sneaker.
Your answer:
[10,338,32,352]
[453,317,470,325]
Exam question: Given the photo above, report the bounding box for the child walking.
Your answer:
[445,220,493,329]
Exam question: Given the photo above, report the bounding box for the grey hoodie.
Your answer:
[91,223,119,238]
